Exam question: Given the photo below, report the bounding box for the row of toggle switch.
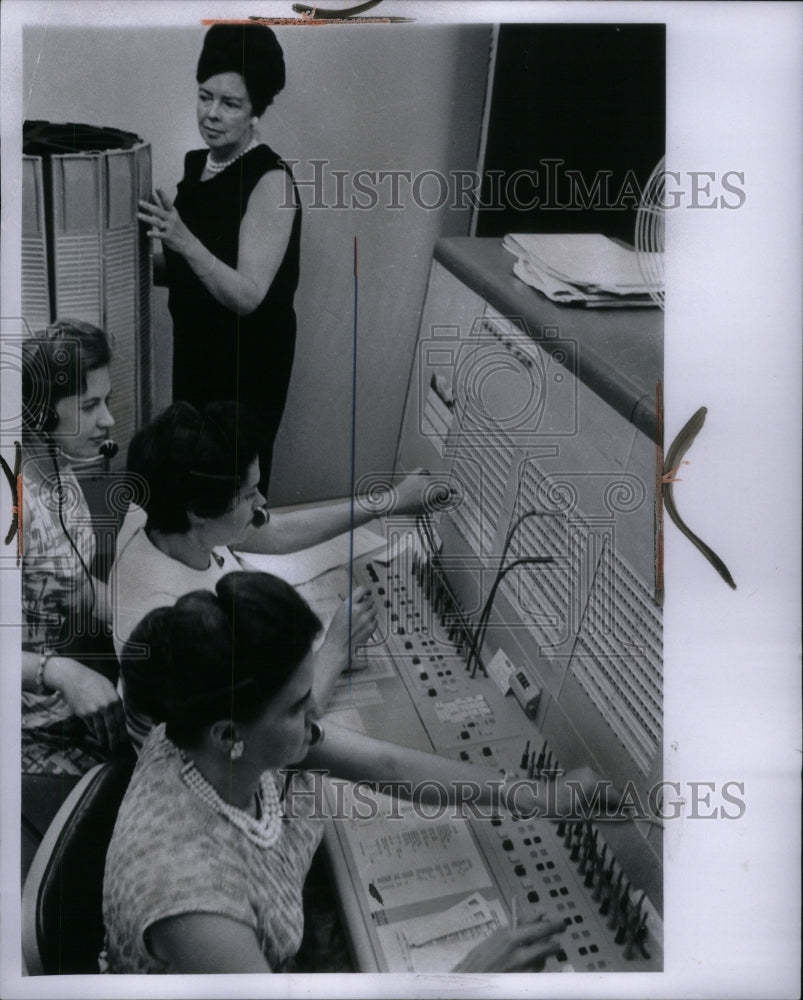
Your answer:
[408,551,483,671]
[518,737,559,778]
[354,551,661,970]
[554,818,651,960]
[510,734,651,962]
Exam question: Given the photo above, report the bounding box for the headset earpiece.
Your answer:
[251,505,269,528]
[21,339,59,436]
[38,405,59,435]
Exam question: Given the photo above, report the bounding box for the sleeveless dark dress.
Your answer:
[165,144,301,491]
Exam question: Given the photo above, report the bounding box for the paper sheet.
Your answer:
[486,647,515,695]
[376,893,508,973]
[504,232,661,292]
[235,524,386,586]
[295,567,350,630]
[325,681,385,713]
[322,706,368,734]
[344,801,493,913]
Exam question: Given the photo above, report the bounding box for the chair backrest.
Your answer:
[22,755,135,975]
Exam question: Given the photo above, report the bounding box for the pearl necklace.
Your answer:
[205,136,261,176]
[179,752,282,849]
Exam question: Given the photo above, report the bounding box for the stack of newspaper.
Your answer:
[502,232,662,308]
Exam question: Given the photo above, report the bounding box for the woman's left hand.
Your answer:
[138,189,194,255]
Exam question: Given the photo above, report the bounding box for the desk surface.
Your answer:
[433,238,663,440]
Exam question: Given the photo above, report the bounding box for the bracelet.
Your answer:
[35,649,54,694]
[196,251,217,281]
[309,720,325,746]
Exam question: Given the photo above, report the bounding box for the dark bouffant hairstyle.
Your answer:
[121,571,321,748]
[126,400,262,534]
[21,319,112,436]
[196,24,285,117]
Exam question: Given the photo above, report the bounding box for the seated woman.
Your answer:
[112,399,428,746]
[20,319,128,779]
[103,572,598,973]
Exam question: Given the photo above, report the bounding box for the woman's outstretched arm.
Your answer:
[238,468,435,555]
[302,719,619,820]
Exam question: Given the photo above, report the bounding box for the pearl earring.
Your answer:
[230,739,245,761]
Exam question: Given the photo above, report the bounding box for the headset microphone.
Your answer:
[99,439,118,473]
[251,505,270,528]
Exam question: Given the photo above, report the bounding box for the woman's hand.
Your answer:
[138,189,195,257]
[451,917,565,972]
[554,765,622,818]
[391,468,431,516]
[140,170,294,316]
[387,467,458,517]
[44,655,128,753]
[308,588,379,709]
[504,765,622,821]
[325,587,378,666]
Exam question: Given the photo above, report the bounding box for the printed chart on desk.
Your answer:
[330,785,509,973]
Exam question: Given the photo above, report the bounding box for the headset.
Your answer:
[188,406,270,529]
[21,322,118,462]
[21,321,119,621]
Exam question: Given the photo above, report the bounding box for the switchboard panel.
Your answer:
[323,247,662,971]
[322,538,662,972]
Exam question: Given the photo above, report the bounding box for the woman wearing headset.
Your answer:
[20,319,128,781]
[112,399,431,749]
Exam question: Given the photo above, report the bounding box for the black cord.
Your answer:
[50,445,97,622]
[465,510,560,676]
[470,556,554,678]
[466,512,532,674]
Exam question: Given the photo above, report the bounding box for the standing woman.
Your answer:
[139,24,299,493]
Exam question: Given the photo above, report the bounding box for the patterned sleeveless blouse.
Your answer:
[102,724,323,972]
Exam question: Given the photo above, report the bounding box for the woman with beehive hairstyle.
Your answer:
[103,572,586,974]
[138,24,298,494]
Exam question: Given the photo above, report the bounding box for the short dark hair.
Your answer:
[121,571,321,747]
[196,24,285,118]
[127,400,262,534]
[21,318,112,435]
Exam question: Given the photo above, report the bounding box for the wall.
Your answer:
[22,23,491,504]
[477,24,665,244]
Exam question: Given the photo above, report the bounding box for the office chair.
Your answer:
[21,756,135,975]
